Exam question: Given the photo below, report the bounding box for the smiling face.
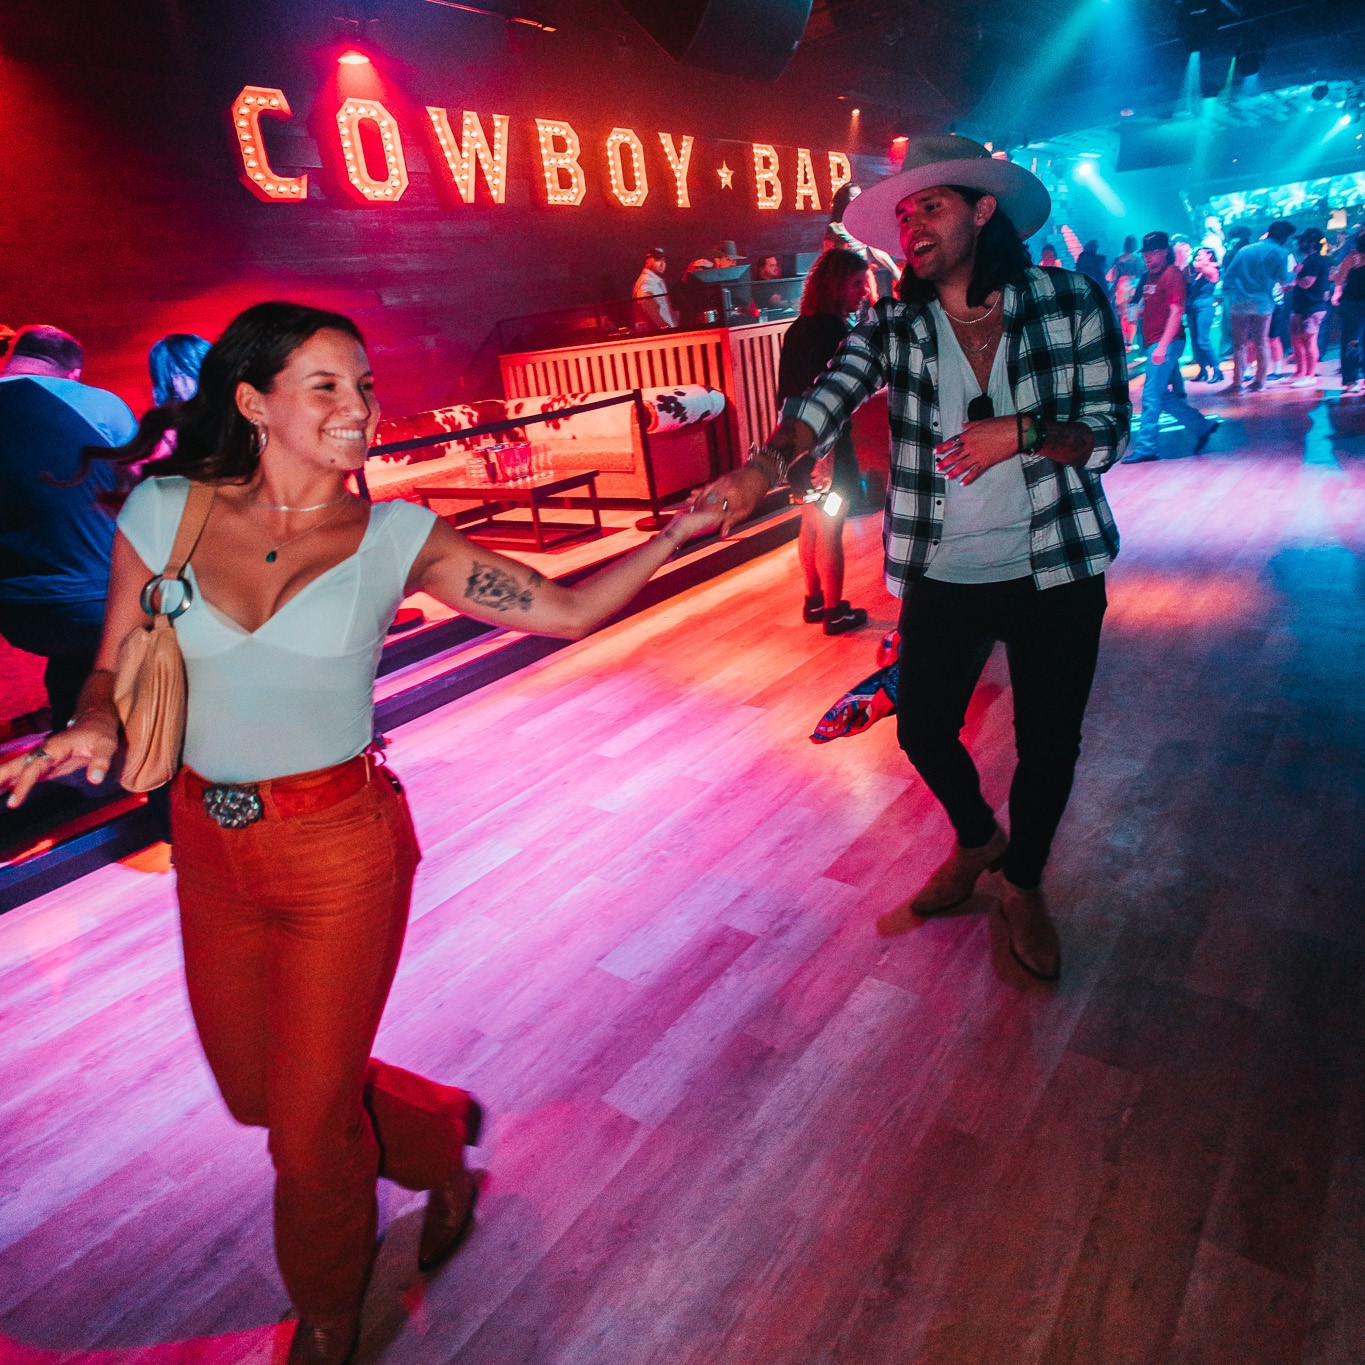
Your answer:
[839,269,871,314]
[236,328,378,475]
[896,186,996,283]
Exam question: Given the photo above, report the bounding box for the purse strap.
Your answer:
[143,482,216,621]
[165,482,216,580]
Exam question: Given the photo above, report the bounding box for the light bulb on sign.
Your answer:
[534,119,586,206]
[426,108,510,204]
[752,144,782,210]
[230,86,308,203]
[335,97,410,203]
[605,128,649,208]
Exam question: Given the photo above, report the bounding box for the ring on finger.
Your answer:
[23,745,52,767]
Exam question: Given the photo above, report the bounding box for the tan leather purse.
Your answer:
[113,482,216,792]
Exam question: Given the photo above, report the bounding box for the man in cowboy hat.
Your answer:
[696,135,1131,981]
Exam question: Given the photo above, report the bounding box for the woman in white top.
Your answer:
[0,302,720,1365]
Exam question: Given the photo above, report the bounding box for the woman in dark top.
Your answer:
[777,247,870,635]
[1332,231,1365,393]
[1185,246,1220,383]
[1291,229,1332,385]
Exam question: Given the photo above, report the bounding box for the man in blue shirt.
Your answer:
[0,326,137,728]
[1220,220,1295,392]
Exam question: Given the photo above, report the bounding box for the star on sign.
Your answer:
[717,162,734,189]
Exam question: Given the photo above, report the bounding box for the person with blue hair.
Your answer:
[149,333,211,406]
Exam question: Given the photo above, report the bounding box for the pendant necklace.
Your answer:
[262,503,351,563]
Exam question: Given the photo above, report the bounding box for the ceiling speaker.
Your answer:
[617,0,815,81]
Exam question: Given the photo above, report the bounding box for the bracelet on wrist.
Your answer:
[746,441,791,488]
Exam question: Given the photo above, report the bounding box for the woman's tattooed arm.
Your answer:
[463,562,545,613]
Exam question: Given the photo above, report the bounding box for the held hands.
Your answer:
[664,502,726,546]
[691,466,771,536]
[1,716,120,809]
[934,415,1020,487]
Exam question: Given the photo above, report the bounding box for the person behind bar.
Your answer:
[777,247,871,635]
[0,301,720,1365]
[632,247,678,332]
[693,136,1131,982]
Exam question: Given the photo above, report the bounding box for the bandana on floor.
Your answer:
[810,630,901,743]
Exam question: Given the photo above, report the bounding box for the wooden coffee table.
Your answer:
[412,469,603,551]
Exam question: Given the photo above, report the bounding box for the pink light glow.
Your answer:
[338,50,371,65]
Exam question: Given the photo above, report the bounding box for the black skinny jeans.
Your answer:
[896,573,1107,890]
[1340,301,1365,386]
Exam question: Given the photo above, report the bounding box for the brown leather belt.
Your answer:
[180,751,376,828]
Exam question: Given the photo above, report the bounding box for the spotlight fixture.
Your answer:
[1235,39,1264,77]
[338,50,371,64]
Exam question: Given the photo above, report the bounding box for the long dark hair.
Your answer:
[800,247,867,317]
[91,302,365,485]
[895,186,1032,309]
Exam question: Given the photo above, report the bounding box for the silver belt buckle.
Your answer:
[202,783,265,829]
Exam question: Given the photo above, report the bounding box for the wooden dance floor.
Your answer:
[2,384,1363,1365]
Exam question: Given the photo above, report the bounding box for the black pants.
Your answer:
[0,598,105,730]
[1340,301,1365,386]
[896,573,1107,890]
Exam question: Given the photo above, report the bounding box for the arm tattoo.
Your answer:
[1037,419,1095,468]
[464,562,543,612]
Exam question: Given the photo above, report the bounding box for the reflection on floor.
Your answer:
[0,380,1362,1364]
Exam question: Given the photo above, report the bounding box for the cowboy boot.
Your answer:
[417,1098,484,1272]
[910,825,1008,916]
[999,884,1061,981]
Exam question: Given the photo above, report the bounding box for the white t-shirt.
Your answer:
[633,268,678,328]
[923,301,1033,584]
[117,476,437,783]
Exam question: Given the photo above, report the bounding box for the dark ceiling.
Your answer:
[781,0,1365,143]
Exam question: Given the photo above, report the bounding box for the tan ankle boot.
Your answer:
[999,885,1061,981]
[910,826,1009,917]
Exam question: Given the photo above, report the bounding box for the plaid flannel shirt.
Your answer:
[790,265,1131,595]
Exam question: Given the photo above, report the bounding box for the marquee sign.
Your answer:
[231,85,852,212]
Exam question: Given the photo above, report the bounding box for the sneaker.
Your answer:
[1291,376,1318,388]
[802,594,826,624]
[823,602,868,635]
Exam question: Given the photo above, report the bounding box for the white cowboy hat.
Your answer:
[841,135,1051,257]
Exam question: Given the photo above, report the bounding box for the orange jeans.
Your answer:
[170,759,473,1322]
